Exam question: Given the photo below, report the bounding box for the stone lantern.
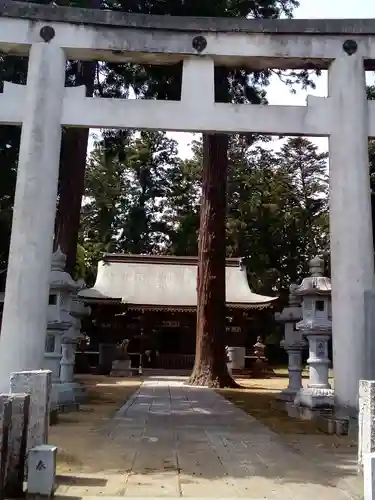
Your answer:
[59,280,91,404]
[294,256,334,409]
[45,247,79,408]
[275,283,304,401]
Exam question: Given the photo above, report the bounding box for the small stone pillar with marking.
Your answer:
[27,444,57,499]
[358,380,375,469]
[0,396,11,499]
[275,284,304,401]
[4,393,30,498]
[364,451,375,500]
[294,256,334,409]
[10,371,52,454]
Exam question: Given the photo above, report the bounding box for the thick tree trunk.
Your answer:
[188,133,238,388]
[54,61,96,276]
[54,128,90,275]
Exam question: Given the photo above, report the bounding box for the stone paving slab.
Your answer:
[57,377,363,499]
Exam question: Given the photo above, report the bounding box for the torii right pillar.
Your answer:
[328,48,375,415]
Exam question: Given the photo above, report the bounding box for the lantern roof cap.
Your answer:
[295,256,331,296]
[50,246,78,291]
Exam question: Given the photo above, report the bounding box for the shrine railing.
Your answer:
[158,354,195,370]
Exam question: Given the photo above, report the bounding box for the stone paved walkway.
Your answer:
[58,377,363,499]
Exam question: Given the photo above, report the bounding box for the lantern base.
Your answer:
[110,359,132,377]
[294,386,334,409]
[59,381,87,405]
[51,381,86,412]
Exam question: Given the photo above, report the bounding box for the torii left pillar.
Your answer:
[0,42,66,391]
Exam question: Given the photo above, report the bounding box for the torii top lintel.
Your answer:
[0,1,375,35]
[1,1,375,136]
[1,2,375,71]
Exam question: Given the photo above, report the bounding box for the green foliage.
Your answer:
[79,131,329,294]
[0,54,27,269]
[0,126,20,269]
[80,130,183,260]
[191,135,329,293]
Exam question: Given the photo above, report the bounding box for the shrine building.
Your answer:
[78,254,277,372]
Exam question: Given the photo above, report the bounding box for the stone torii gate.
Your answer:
[0,2,374,413]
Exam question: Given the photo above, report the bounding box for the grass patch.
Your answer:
[76,374,140,418]
[272,367,333,379]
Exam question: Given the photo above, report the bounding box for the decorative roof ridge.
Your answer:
[102,253,244,268]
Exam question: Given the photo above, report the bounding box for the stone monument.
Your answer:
[226,346,246,371]
[3,393,30,498]
[294,256,334,410]
[10,370,52,458]
[275,284,305,401]
[110,339,132,377]
[45,247,78,409]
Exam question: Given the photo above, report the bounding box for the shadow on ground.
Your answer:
[51,374,361,499]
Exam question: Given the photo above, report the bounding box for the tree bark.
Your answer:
[54,61,96,276]
[54,0,102,276]
[55,128,89,275]
[188,133,238,388]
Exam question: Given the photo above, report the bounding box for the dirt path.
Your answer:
[51,375,141,475]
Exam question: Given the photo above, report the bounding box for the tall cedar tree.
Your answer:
[54,0,101,274]
[189,133,236,387]
[189,67,235,387]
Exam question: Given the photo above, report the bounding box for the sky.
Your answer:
[88,0,375,158]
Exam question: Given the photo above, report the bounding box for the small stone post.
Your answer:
[275,284,304,401]
[27,444,57,498]
[364,452,375,500]
[294,256,334,409]
[358,380,375,469]
[10,371,52,454]
[3,393,30,498]
[364,290,375,381]
[0,396,11,500]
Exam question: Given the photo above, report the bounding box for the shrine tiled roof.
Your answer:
[78,254,277,310]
